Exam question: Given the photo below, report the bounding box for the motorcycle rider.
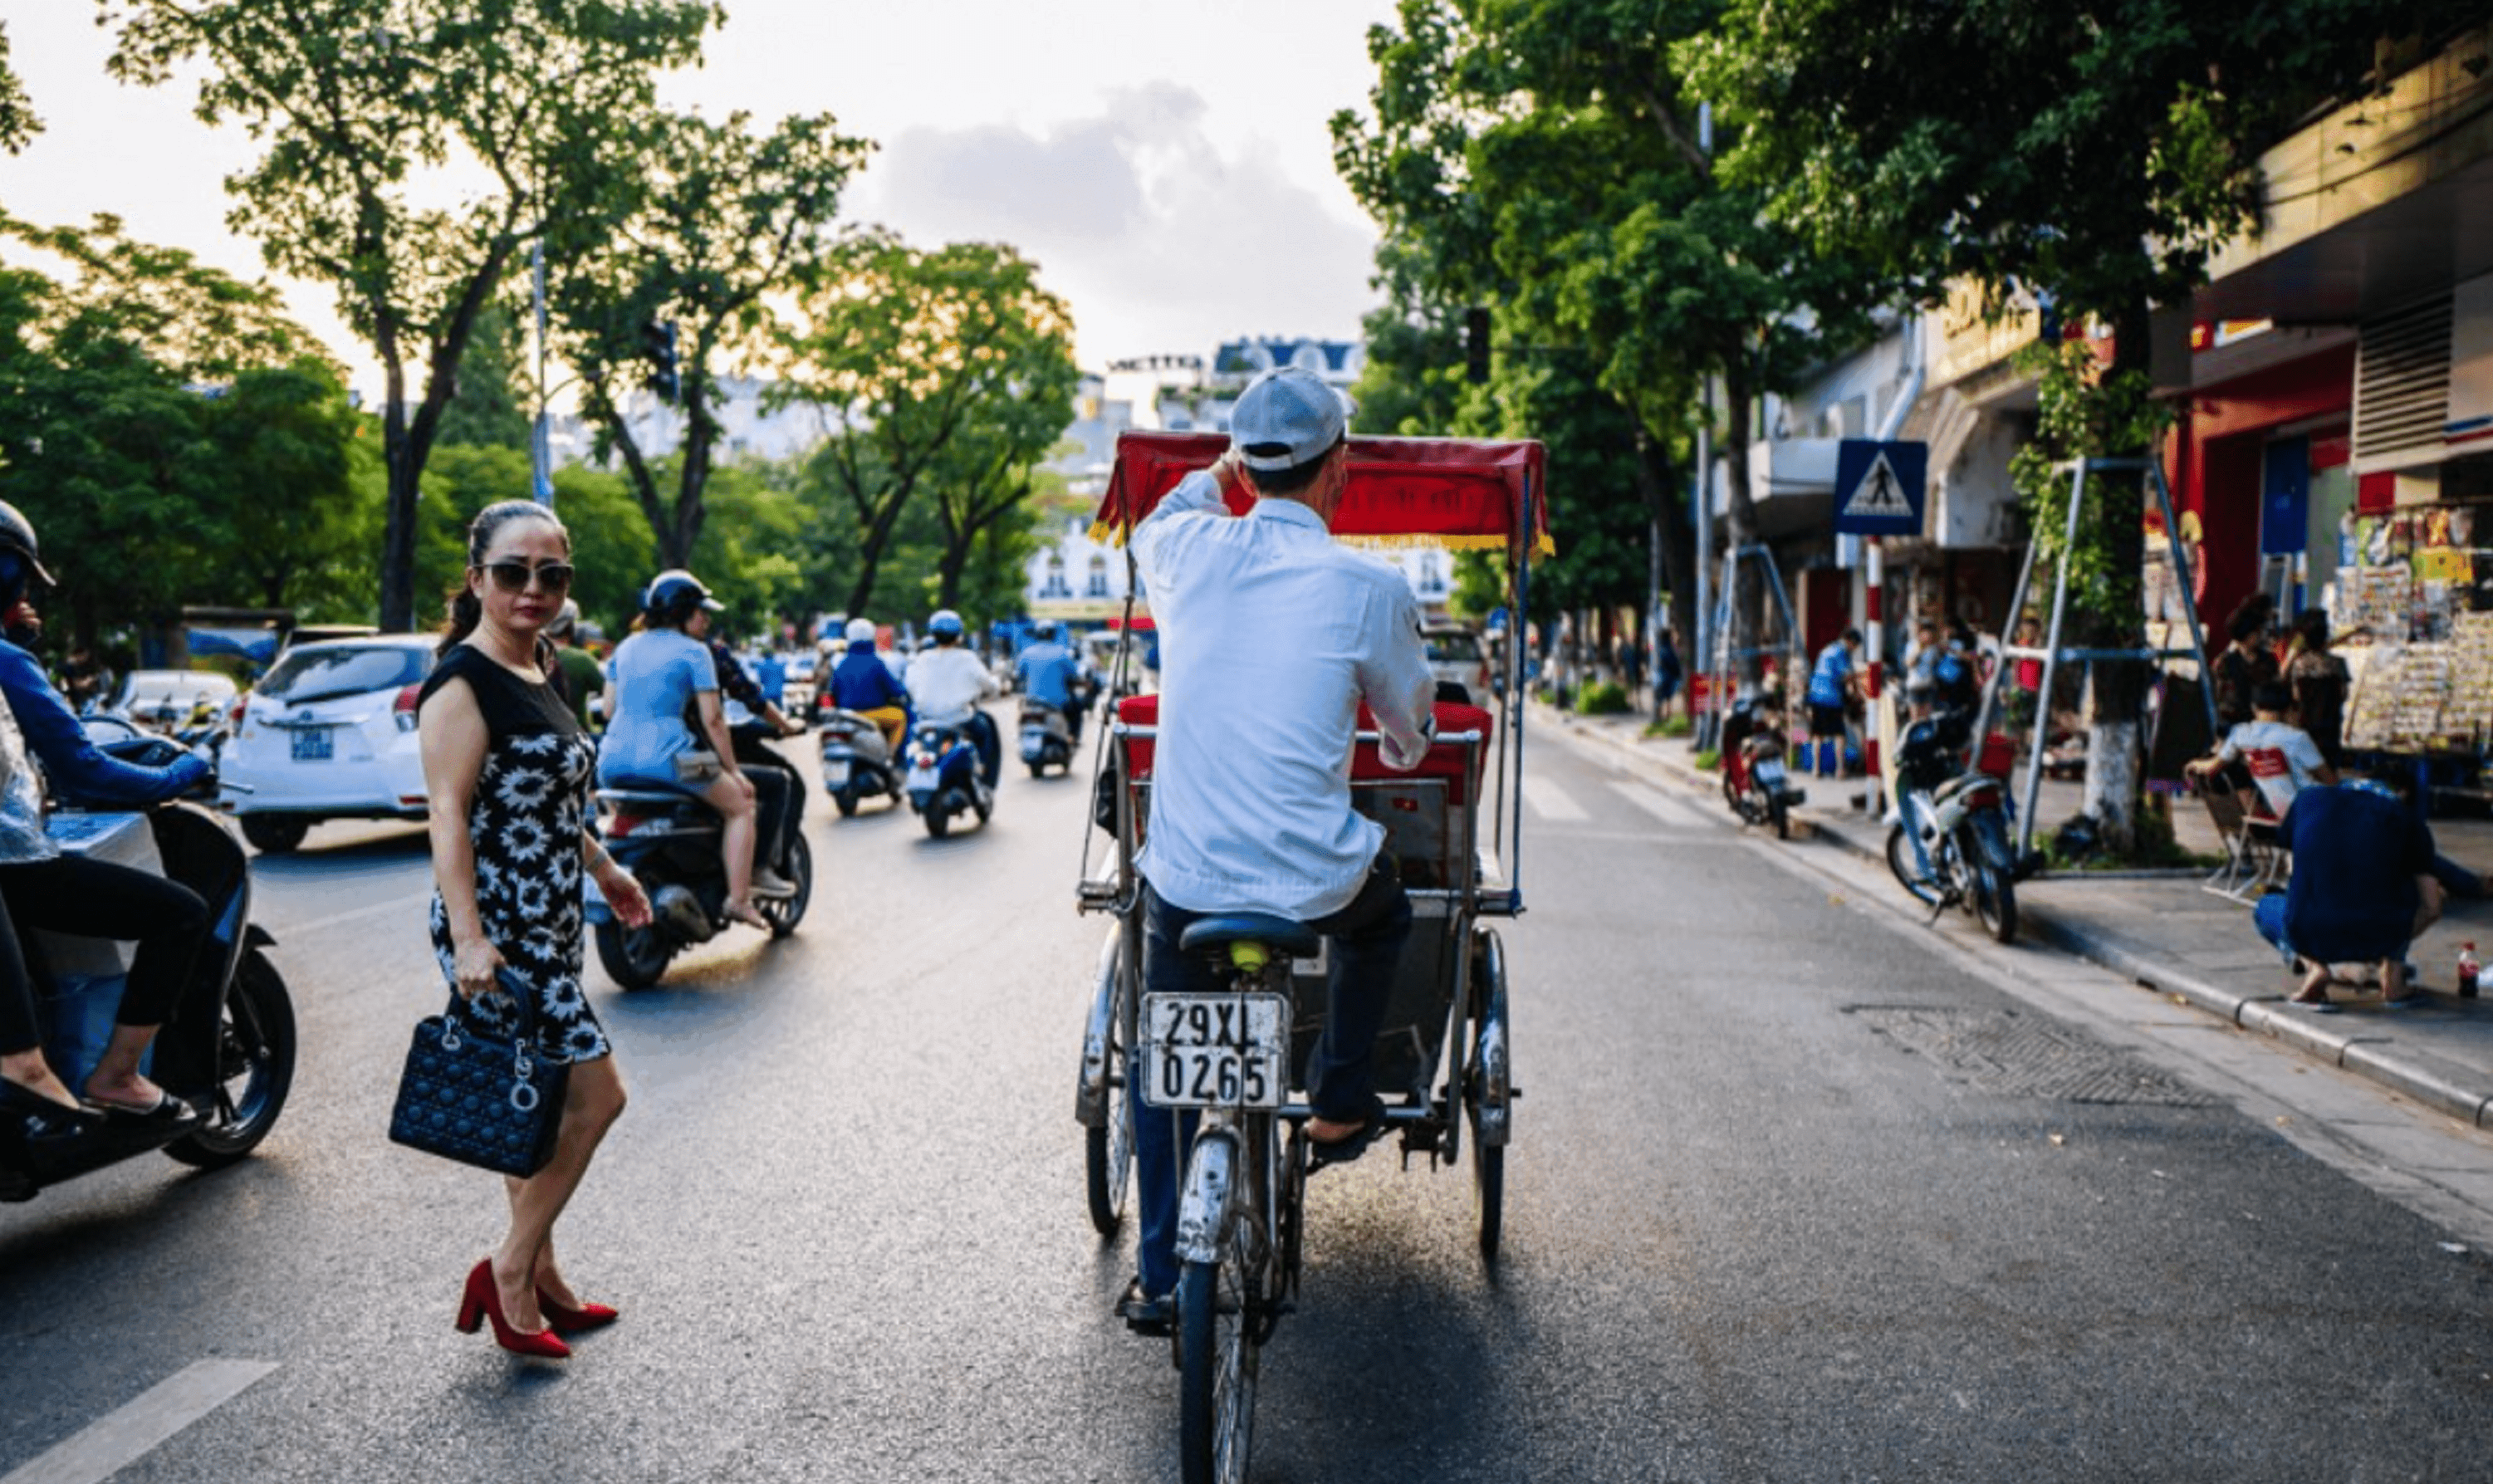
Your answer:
[693,624,806,887]
[0,501,213,1126]
[598,571,778,931]
[828,617,911,752]
[905,610,1001,786]
[1014,622,1092,746]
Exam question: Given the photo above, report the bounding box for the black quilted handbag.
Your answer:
[388,969,570,1178]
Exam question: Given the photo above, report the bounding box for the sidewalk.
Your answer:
[1536,703,2493,1134]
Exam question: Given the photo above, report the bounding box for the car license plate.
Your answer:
[822,758,850,786]
[291,727,332,762]
[1139,992,1289,1109]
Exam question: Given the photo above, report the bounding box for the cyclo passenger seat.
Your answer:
[1179,913,1321,971]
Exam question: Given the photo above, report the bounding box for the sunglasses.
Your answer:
[478,559,575,595]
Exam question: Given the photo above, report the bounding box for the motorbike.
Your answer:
[587,721,814,990]
[816,706,905,817]
[2,735,295,1203]
[906,714,993,839]
[1718,697,1805,838]
[1883,711,2038,944]
[1017,698,1074,779]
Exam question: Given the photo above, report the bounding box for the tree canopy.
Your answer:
[100,0,720,630]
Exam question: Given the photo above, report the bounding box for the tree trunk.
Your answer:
[2077,300,2157,853]
[379,361,418,633]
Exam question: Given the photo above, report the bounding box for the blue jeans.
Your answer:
[1130,861,1412,1297]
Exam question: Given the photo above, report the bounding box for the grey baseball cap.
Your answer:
[1230,366,1356,471]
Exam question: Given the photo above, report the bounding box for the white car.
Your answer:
[221,635,438,854]
[1422,625,1491,702]
[111,669,241,734]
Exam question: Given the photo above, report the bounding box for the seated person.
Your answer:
[2185,681,2337,817]
[1014,623,1091,744]
[905,610,1000,785]
[2255,776,2438,1011]
[828,618,910,752]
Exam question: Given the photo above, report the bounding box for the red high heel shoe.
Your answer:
[536,1287,620,1335]
[456,1260,571,1359]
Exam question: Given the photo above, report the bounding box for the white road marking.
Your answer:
[2,1359,277,1484]
[1521,776,1588,821]
[1612,781,1712,830]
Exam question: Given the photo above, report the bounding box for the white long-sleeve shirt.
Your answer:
[905,644,997,724]
[1133,469,1436,920]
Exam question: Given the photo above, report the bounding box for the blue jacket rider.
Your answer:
[0,639,209,806]
[828,623,911,751]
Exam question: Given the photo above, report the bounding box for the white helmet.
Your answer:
[845,617,875,645]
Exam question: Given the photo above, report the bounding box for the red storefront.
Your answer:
[2167,335,2357,628]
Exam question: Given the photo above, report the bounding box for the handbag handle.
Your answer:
[438,967,567,1109]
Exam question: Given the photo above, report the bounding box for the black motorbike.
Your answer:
[2,739,295,1203]
[1018,698,1074,778]
[1884,710,2039,944]
[816,706,905,817]
[588,723,813,990]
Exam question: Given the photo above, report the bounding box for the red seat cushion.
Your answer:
[1115,696,1491,804]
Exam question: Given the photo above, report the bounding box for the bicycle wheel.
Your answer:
[1178,1232,1261,1484]
[1083,939,1137,1236]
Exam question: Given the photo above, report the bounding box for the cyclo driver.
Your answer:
[1116,365,1436,1332]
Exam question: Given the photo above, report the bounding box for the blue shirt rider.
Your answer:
[827,618,911,751]
[1016,624,1094,745]
[0,628,209,807]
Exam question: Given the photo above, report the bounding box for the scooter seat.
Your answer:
[595,787,703,809]
[1178,913,1321,962]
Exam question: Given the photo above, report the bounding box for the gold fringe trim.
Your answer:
[1089,520,1555,558]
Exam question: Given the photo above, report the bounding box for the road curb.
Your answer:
[1533,704,2493,1133]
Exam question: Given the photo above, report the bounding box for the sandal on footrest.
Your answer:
[1304,1099,1389,1173]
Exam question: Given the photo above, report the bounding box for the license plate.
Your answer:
[1139,992,1289,1109]
[1755,759,1786,786]
[291,727,332,762]
[822,759,850,786]
[905,764,937,791]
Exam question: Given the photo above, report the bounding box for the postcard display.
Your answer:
[2335,505,2493,755]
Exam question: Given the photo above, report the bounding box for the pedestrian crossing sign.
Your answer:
[1832,438,1927,536]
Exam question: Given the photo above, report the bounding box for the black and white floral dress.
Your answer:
[422,643,608,1063]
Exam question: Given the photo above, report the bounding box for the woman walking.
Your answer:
[419,500,651,1359]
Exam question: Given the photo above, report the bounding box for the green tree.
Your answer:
[195,358,370,614]
[771,232,1079,618]
[100,0,718,632]
[1334,0,1869,661]
[546,107,869,568]
[433,301,531,453]
[0,213,328,643]
[1683,0,2469,843]
[0,23,42,155]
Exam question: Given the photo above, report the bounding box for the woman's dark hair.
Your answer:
[2226,606,2268,645]
[2293,607,2331,651]
[438,500,569,657]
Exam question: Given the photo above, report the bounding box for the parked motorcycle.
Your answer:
[1883,712,2036,944]
[906,715,993,839]
[1018,698,1073,779]
[2,737,294,1203]
[817,707,905,817]
[1719,696,1805,838]
[587,728,814,990]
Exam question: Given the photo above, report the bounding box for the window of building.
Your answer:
[1086,554,1110,599]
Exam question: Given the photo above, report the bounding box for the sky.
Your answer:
[0,0,1403,394]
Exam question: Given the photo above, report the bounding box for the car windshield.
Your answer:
[1424,631,1481,663]
[257,644,428,704]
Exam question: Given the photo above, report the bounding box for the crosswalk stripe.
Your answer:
[3,1360,277,1484]
[1612,781,1712,830]
[1521,776,1589,821]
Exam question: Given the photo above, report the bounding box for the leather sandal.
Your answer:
[1304,1098,1389,1173]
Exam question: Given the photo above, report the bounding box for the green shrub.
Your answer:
[1643,713,1693,739]
[1692,748,1721,771]
[1575,680,1631,715]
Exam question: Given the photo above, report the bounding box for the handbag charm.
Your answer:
[388,968,570,1178]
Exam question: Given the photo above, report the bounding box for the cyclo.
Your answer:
[1072,430,1545,1484]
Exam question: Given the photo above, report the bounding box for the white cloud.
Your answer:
[851,83,1380,366]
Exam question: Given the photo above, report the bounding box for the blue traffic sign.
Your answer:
[1832,439,1927,536]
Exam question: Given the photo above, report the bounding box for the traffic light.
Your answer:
[641,318,679,404]
[1465,306,1491,384]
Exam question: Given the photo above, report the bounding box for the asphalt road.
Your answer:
[3,720,2491,1482]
